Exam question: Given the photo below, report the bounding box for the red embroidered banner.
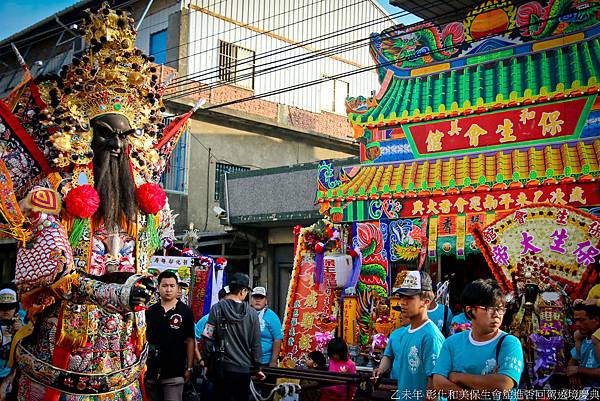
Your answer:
[281,254,337,365]
[403,96,593,157]
[346,182,598,222]
[401,182,596,218]
[472,205,600,299]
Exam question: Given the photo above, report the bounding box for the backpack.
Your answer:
[201,306,228,382]
[494,334,532,401]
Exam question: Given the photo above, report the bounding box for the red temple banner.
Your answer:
[400,182,597,218]
[403,96,594,158]
[281,254,337,365]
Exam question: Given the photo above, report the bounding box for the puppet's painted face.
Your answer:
[91,114,137,230]
[91,114,133,159]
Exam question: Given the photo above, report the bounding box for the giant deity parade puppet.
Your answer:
[0,5,197,400]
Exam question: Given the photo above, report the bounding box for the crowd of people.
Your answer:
[145,271,283,401]
[374,271,600,401]
[0,268,599,401]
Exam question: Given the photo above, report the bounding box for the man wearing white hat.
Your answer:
[0,288,23,398]
[251,287,283,367]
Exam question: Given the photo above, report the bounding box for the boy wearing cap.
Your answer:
[373,271,444,401]
[250,286,283,367]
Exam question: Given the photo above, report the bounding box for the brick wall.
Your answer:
[160,65,353,140]
[287,107,353,140]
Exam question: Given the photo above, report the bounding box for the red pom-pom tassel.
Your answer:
[64,184,100,218]
[136,183,167,215]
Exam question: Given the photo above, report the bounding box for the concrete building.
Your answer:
[0,0,397,311]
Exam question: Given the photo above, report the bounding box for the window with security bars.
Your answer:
[218,40,255,90]
[215,162,250,201]
[160,117,188,193]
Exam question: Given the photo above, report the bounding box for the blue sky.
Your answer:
[0,0,421,41]
[0,0,80,40]
[375,0,422,25]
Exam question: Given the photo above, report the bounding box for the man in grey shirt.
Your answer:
[202,273,264,401]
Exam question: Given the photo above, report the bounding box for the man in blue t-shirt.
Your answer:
[567,303,600,388]
[251,287,283,367]
[433,279,524,399]
[373,271,444,401]
[428,299,453,337]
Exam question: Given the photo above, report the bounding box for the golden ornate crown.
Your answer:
[38,3,164,180]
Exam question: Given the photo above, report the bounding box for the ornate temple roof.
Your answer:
[350,34,600,127]
[317,138,599,202]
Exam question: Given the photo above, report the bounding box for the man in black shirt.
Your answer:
[145,271,195,401]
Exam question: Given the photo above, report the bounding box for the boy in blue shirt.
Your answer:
[567,303,600,388]
[428,299,453,337]
[433,279,524,399]
[373,271,444,401]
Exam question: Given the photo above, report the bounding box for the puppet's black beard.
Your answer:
[93,150,137,230]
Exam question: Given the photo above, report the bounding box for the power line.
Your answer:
[166,3,596,107]
[164,0,510,99]
[166,0,376,79]
[148,0,333,64]
[166,39,369,99]
[169,0,495,89]
[129,0,330,56]
[0,0,369,83]
[3,0,403,89]
[169,0,412,86]
[0,0,231,80]
[0,0,398,84]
